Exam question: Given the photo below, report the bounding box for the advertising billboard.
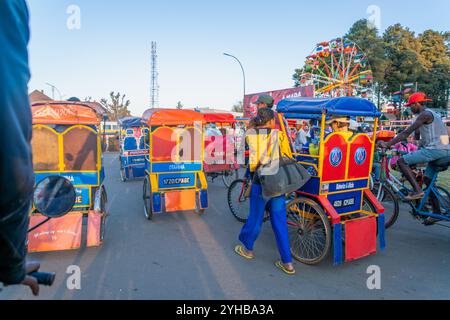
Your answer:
[243,86,314,118]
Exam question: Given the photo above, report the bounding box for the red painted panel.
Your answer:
[348,135,373,180]
[28,214,82,252]
[204,134,235,172]
[87,210,106,247]
[152,127,176,162]
[322,134,347,182]
[363,189,385,214]
[345,216,377,262]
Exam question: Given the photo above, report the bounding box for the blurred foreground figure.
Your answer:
[0,0,40,296]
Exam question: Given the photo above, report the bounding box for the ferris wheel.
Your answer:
[299,38,373,98]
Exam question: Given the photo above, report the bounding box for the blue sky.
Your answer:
[27,0,450,116]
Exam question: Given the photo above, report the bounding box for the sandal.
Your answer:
[234,245,254,260]
[275,261,296,275]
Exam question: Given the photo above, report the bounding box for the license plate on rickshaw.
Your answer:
[333,198,356,208]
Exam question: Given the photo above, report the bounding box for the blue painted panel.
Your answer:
[35,172,99,186]
[327,179,368,193]
[299,177,320,194]
[200,189,208,209]
[152,162,202,173]
[327,190,362,214]
[74,187,90,207]
[152,193,162,213]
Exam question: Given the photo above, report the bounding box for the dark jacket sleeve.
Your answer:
[0,0,34,285]
[0,0,34,213]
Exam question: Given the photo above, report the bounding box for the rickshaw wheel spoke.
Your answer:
[287,197,331,265]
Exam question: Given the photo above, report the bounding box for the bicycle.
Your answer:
[372,149,450,228]
[227,169,270,223]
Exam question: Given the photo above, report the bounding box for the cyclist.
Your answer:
[377,92,450,203]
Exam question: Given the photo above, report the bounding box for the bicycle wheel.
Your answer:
[227,179,269,223]
[286,197,331,265]
[436,186,450,208]
[222,169,239,188]
[372,184,399,229]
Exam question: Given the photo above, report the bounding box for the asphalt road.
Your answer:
[2,153,450,300]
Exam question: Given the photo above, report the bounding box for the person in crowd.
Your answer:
[327,117,352,139]
[0,0,40,296]
[349,119,360,135]
[377,92,450,204]
[205,123,222,137]
[294,122,308,152]
[235,107,296,275]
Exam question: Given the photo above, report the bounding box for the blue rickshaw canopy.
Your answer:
[118,117,147,128]
[277,97,381,119]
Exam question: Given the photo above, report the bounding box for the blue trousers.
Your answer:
[239,183,293,264]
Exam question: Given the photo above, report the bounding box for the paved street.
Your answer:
[1,152,450,300]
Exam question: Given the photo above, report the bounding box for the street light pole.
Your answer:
[223,53,246,104]
[45,82,62,100]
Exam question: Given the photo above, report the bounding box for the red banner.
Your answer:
[243,86,314,118]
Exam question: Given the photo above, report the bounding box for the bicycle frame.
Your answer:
[376,152,450,222]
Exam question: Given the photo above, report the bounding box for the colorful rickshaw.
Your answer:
[142,109,208,220]
[118,117,149,181]
[29,101,108,252]
[277,97,386,265]
[202,113,240,187]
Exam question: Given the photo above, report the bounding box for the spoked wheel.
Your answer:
[222,170,239,188]
[143,176,153,220]
[120,167,126,182]
[372,184,399,229]
[286,197,331,265]
[436,186,450,210]
[227,179,269,223]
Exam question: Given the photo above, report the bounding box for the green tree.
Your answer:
[176,101,183,109]
[232,100,243,113]
[417,30,450,108]
[100,91,131,121]
[345,19,388,85]
[344,19,389,107]
[382,24,426,96]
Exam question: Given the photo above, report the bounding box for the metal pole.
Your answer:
[223,53,246,103]
[45,82,62,100]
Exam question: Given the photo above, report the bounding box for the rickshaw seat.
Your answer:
[124,137,137,151]
[430,155,450,173]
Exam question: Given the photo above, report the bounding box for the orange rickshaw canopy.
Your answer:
[142,108,205,126]
[31,101,102,125]
[202,113,236,124]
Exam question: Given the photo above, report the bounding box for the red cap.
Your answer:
[405,92,432,107]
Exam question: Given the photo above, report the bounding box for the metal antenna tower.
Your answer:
[150,41,159,108]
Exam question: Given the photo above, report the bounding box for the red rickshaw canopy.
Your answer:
[142,108,205,126]
[202,113,236,124]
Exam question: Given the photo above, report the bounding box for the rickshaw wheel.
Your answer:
[222,170,239,188]
[120,167,126,182]
[100,185,108,212]
[286,197,331,265]
[143,177,153,220]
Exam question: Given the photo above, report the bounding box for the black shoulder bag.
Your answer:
[254,130,311,199]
